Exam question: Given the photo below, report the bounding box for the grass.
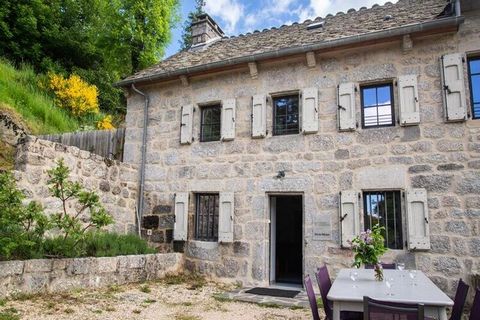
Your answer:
[0,60,81,135]
[139,285,151,294]
[174,315,201,320]
[84,232,157,258]
[0,307,19,320]
[162,273,207,290]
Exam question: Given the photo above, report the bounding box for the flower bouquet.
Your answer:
[350,224,388,281]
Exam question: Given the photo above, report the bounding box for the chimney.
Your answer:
[191,13,225,47]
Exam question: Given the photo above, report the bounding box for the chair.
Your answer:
[304,275,321,320]
[363,296,424,320]
[365,263,396,270]
[470,287,480,320]
[450,279,469,320]
[315,265,363,320]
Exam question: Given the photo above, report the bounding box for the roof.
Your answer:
[118,0,457,87]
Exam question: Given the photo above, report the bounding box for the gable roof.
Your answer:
[117,0,462,87]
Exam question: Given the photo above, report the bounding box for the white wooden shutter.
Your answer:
[398,75,420,126]
[302,87,319,133]
[180,105,194,144]
[173,193,189,241]
[252,94,267,138]
[340,190,360,248]
[221,99,236,141]
[218,192,234,243]
[338,83,356,131]
[406,188,430,250]
[440,53,467,122]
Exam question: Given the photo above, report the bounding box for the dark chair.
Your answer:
[304,274,321,320]
[450,279,469,320]
[470,288,480,320]
[315,265,363,320]
[363,296,424,320]
[365,263,396,270]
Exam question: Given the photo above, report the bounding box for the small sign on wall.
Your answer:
[313,215,331,241]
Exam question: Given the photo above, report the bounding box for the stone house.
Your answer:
[117,0,480,293]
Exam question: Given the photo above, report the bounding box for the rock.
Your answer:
[433,257,461,276]
[437,163,464,171]
[411,174,453,192]
[334,149,350,159]
[309,135,334,151]
[456,172,480,194]
[430,235,450,253]
[408,165,432,173]
[445,221,469,235]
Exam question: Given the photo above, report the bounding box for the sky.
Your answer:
[164,0,399,58]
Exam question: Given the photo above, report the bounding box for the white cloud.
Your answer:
[297,0,398,21]
[205,0,244,33]
[271,0,295,13]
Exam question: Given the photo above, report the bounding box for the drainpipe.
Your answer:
[455,0,461,16]
[131,83,149,236]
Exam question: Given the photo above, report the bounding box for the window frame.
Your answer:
[468,56,480,120]
[360,83,395,129]
[199,104,222,142]
[272,93,300,136]
[362,190,404,250]
[194,193,219,242]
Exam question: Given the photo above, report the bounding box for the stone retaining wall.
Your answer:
[14,136,138,235]
[0,253,183,297]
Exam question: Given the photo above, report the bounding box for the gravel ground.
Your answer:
[0,277,313,320]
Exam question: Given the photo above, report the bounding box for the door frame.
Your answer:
[267,193,304,286]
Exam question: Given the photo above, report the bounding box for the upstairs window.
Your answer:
[195,194,219,241]
[363,190,403,250]
[273,94,300,135]
[200,105,221,142]
[361,84,395,128]
[469,57,480,119]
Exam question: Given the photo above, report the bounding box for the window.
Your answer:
[200,105,221,142]
[361,84,395,128]
[195,194,219,241]
[363,191,403,250]
[273,94,300,135]
[468,57,480,119]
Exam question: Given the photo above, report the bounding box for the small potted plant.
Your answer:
[350,224,388,281]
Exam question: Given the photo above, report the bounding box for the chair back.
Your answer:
[450,279,469,320]
[315,265,333,319]
[365,263,396,270]
[470,288,480,320]
[304,275,321,320]
[363,296,424,320]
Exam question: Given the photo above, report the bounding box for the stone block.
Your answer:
[67,258,97,275]
[264,135,305,153]
[233,242,250,257]
[456,172,480,194]
[408,165,432,173]
[152,205,172,214]
[401,126,420,141]
[96,257,118,273]
[334,149,349,160]
[437,163,464,171]
[469,239,480,257]
[186,241,219,261]
[0,260,24,277]
[24,259,53,273]
[430,235,450,253]
[309,135,334,151]
[433,257,461,276]
[411,174,453,192]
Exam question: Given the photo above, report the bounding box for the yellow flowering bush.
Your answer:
[97,115,115,130]
[49,73,99,116]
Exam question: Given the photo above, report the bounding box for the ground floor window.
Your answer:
[363,190,403,249]
[195,194,219,241]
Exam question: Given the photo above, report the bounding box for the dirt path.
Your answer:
[0,276,313,320]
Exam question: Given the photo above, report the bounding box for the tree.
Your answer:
[179,0,205,51]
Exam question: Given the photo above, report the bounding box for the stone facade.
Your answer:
[0,253,183,297]
[123,10,480,295]
[14,136,138,235]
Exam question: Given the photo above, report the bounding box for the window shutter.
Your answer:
[301,87,319,133]
[398,75,420,126]
[218,192,234,243]
[221,99,236,141]
[339,190,360,248]
[173,193,189,241]
[440,53,467,122]
[337,83,356,131]
[180,105,194,144]
[252,94,267,138]
[406,188,430,250]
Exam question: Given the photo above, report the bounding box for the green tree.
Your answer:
[180,0,205,51]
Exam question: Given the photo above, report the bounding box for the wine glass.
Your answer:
[409,270,417,286]
[385,277,395,296]
[397,262,406,278]
[350,270,359,288]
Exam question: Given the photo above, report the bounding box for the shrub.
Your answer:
[0,172,49,260]
[84,232,156,257]
[97,115,115,130]
[49,73,99,117]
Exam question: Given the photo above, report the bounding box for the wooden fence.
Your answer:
[40,128,125,161]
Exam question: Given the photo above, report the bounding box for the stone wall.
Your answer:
[0,253,183,297]
[14,136,138,235]
[123,9,480,295]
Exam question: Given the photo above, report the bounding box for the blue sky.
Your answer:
[165,0,398,58]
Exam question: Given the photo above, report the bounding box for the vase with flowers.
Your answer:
[350,224,388,281]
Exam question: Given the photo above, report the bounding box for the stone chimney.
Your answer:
[191,13,225,47]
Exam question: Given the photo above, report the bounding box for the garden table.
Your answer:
[327,269,453,320]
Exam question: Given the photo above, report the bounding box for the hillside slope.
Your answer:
[0,60,81,135]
